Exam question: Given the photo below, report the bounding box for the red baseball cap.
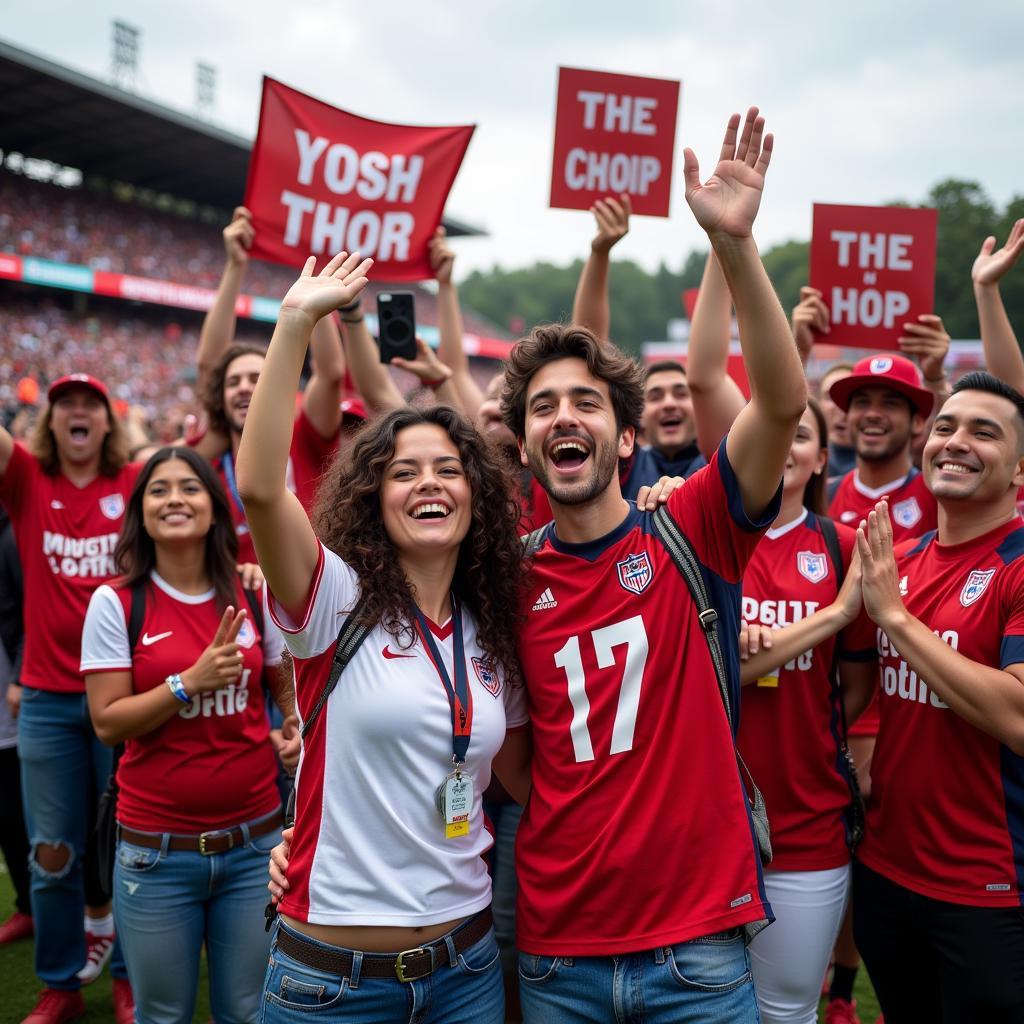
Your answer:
[47,373,110,405]
[827,354,934,419]
[340,396,367,422]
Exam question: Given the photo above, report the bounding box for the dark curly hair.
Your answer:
[200,343,266,437]
[313,406,526,685]
[500,323,645,438]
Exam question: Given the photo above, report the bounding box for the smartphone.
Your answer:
[376,292,417,363]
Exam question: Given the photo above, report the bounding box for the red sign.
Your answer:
[550,67,680,218]
[244,77,474,280]
[809,203,938,350]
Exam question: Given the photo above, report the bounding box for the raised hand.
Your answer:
[791,286,830,362]
[223,206,254,266]
[683,107,773,238]
[280,251,373,326]
[898,313,950,383]
[429,227,456,286]
[972,219,1024,287]
[391,337,454,386]
[833,545,864,625]
[856,501,905,628]
[590,194,632,254]
[180,606,247,696]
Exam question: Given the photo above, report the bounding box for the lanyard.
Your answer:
[220,453,246,517]
[412,598,473,765]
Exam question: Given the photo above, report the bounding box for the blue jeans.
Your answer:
[518,929,760,1024]
[260,918,504,1023]
[114,818,281,1024]
[17,686,127,989]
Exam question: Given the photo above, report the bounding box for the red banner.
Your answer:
[244,77,475,280]
[550,67,680,217]
[809,203,938,350]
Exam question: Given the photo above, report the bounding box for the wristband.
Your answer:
[166,673,192,705]
[924,374,948,384]
[340,315,364,324]
[339,299,362,314]
[422,377,449,389]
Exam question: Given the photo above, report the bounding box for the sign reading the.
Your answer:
[550,67,680,217]
[244,77,474,280]
[809,203,938,349]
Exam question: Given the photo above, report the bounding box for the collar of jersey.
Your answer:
[151,570,215,605]
[547,504,645,562]
[764,506,809,540]
[852,466,916,500]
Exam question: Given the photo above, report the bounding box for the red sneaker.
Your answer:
[112,978,135,1024]
[0,911,34,944]
[824,998,862,1024]
[20,989,85,1024]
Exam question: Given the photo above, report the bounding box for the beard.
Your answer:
[854,428,911,463]
[528,432,620,507]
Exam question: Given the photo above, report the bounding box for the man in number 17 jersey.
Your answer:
[501,107,808,1024]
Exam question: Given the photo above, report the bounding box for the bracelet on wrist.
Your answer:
[422,376,449,389]
[340,315,364,324]
[339,299,362,314]
[165,673,192,705]
[924,374,948,384]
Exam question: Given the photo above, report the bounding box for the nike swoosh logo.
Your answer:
[382,646,416,660]
[141,631,173,646]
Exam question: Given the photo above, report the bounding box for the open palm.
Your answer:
[972,219,1024,286]
[281,251,373,322]
[684,107,772,238]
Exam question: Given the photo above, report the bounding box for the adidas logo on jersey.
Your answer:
[532,588,557,611]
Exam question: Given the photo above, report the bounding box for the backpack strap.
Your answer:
[521,525,548,559]
[127,578,148,653]
[242,586,264,637]
[817,514,845,592]
[299,591,372,742]
[650,504,772,865]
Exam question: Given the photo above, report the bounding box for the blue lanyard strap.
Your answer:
[220,452,246,517]
[412,598,472,765]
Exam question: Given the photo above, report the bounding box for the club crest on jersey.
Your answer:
[891,497,922,529]
[98,494,124,520]
[472,657,501,697]
[797,551,829,584]
[960,569,995,608]
[616,551,654,595]
[869,357,893,374]
[236,617,257,649]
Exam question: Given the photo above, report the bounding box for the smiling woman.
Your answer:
[234,252,530,1024]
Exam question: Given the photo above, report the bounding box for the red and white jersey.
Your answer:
[858,518,1024,907]
[80,573,283,833]
[516,441,778,956]
[737,510,875,872]
[828,467,936,541]
[218,409,337,564]
[268,544,528,927]
[829,467,936,736]
[0,443,141,694]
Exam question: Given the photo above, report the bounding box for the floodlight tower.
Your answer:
[196,62,216,120]
[111,21,140,92]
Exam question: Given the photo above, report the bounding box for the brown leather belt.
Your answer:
[118,810,283,855]
[274,908,493,983]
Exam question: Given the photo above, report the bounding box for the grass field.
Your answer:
[0,861,880,1023]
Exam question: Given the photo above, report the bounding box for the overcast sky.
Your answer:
[3,1,1022,280]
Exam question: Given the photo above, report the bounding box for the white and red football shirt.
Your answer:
[738,510,875,872]
[218,408,338,564]
[858,518,1024,907]
[0,443,141,694]
[516,440,779,955]
[829,467,936,736]
[268,544,528,927]
[80,573,282,832]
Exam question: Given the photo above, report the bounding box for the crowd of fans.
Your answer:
[2,104,1024,1024]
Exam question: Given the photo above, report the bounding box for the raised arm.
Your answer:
[972,220,1024,393]
[236,252,372,613]
[196,207,253,391]
[571,194,632,344]
[302,313,347,439]
[0,422,14,480]
[430,228,485,416]
[683,107,807,516]
[685,251,745,458]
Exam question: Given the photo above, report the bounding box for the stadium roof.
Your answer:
[0,38,484,236]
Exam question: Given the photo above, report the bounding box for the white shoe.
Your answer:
[76,931,114,984]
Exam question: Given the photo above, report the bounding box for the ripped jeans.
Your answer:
[17,686,126,989]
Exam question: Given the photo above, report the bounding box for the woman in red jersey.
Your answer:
[734,398,877,1024]
[236,252,530,1024]
[80,446,292,1024]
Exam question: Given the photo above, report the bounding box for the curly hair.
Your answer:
[313,406,526,685]
[200,343,266,436]
[500,323,645,438]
